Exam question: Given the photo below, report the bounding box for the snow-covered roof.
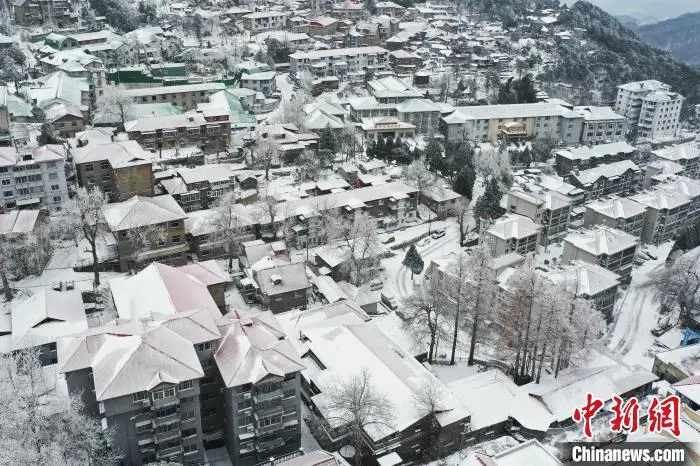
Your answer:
[10,289,87,352]
[185,206,257,237]
[277,450,349,466]
[448,369,553,432]
[255,263,310,297]
[368,76,422,100]
[306,323,470,441]
[0,210,41,235]
[24,71,89,110]
[486,214,540,241]
[652,143,700,163]
[71,140,152,167]
[617,80,669,92]
[526,363,657,423]
[214,312,305,387]
[564,226,637,256]
[109,262,222,322]
[631,188,690,211]
[570,160,640,186]
[481,439,562,466]
[177,164,235,185]
[573,105,625,122]
[57,323,204,401]
[585,196,647,220]
[423,185,462,202]
[123,82,225,98]
[442,102,574,124]
[312,275,348,304]
[290,46,388,61]
[102,195,185,231]
[542,262,620,297]
[556,141,635,162]
[177,260,229,286]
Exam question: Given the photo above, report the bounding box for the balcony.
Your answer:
[257,437,285,453]
[155,428,181,444]
[152,396,180,410]
[153,411,180,426]
[256,422,284,436]
[254,405,284,419]
[253,389,282,403]
[157,444,182,459]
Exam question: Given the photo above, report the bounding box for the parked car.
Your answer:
[417,237,431,247]
[381,292,398,310]
[369,279,384,291]
[651,316,672,337]
[431,229,446,239]
[644,250,658,260]
[382,236,395,244]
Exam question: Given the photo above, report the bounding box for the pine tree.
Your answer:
[403,244,424,278]
[453,165,476,199]
[319,125,339,154]
[424,138,443,173]
[474,178,505,225]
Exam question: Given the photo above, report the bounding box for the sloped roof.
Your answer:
[0,210,41,235]
[631,188,690,211]
[110,262,222,321]
[11,289,87,351]
[585,197,647,220]
[25,71,89,110]
[102,195,185,231]
[570,160,640,186]
[486,214,540,241]
[256,263,310,297]
[214,312,305,387]
[542,262,620,297]
[564,226,637,256]
[58,324,203,401]
[177,260,229,286]
[652,143,700,162]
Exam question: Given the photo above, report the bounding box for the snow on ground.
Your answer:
[428,436,520,465]
[607,242,673,370]
[301,403,321,454]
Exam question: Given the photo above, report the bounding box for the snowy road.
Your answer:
[607,243,672,369]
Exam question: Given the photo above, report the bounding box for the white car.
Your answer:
[417,237,431,247]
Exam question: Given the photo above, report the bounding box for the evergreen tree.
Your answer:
[403,244,424,278]
[453,165,476,199]
[474,178,506,226]
[319,125,339,154]
[37,122,63,146]
[521,146,532,167]
[424,138,443,173]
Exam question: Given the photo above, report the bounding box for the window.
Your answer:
[182,428,197,438]
[172,235,181,244]
[51,184,60,191]
[156,423,178,434]
[2,190,11,197]
[1,179,8,185]
[47,162,56,168]
[170,220,180,228]
[0,167,7,173]
[155,406,178,418]
[179,380,193,390]
[237,399,252,410]
[49,172,58,180]
[195,342,211,352]
[152,386,175,400]
[183,444,198,454]
[259,415,282,427]
[136,421,152,434]
[84,164,94,172]
[133,391,148,402]
[183,410,195,421]
[53,196,62,203]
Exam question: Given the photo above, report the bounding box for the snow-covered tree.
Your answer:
[210,192,243,270]
[644,250,700,326]
[326,212,380,286]
[37,122,64,146]
[454,197,471,246]
[96,84,134,131]
[476,145,512,186]
[125,223,167,270]
[474,177,505,226]
[254,138,278,181]
[254,192,281,241]
[314,368,393,466]
[403,158,434,196]
[61,187,109,286]
[402,244,424,278]
[403,280,450,364]
[413,381,448,460]
[463,245,497,366]
[0,348,120,465]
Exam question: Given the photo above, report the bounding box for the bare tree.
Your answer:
[255,137,278,181]
[403,280,450,364]
[254,192,281,241]
[0,348,120,465]
[62,187,109,286]
[125,223,167,270]
[454,197,471,246]
[316,368,394,466]
[210,192,243,270]
[463,245,497,366]
[444,253,469,366]
[644,250,700,326]
[326,212,380,286]
[96,84,134,131]
[403,157,435,196]
[414,381,448,460]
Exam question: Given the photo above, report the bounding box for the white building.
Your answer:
[0,145,69,212]
[289,46,389,81]
[240,11,289,32]
[614,80,683,141]
[483,214,541,257]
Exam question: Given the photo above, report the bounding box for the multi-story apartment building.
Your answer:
[554,141,636,176]
[614,80,683,140]
[125,109,231,154]
[289,46,389,81]
[631,189,692,245]
[651,143,700,179]
[240,11,289,32]
[249,262,311,313]
[160,165,237,212]
[123,83,226,111]
[575,106,628,145]
[566,160,641,202]
[368,76,423,104]
[284,182,419,248]
[72,140,154,202]
[657,176,700,224]
[13,0,75,27]
[185,208,257,260]
[0,145,68,212]
[483,214,541,257]
[506,190,571,245]
[562,226,638,280]
[637,90,684,140]
[584,197,647,238]
[542,262,621,321]
[102,195,188,271]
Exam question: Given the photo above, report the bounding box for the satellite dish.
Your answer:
[339,445,356,459]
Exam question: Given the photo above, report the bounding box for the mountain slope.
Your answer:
[539,1,700,109]
[638,12,700,66]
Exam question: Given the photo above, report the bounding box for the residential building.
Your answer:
[368,76,422,104]
[240,11,289,32]
[44,102,84,138]
[0,208,46,235]
[630,189,692,245]
[562,226,638,280]
[240,70,277,97]
[474,439,563,465]
[388,49,423,74]
[657,175,700,226]
[24,71,91,112]
[650,143,700,179]
[554,141,636,176]
[277,450,350,466]
[420,186,462,218]
[0,86,11,144]
[71,140,154,202]
[102,195,188,271]
[289,47,389,81]
[125,109,231,154]
[361,116,415,140]
[0,288,87,366]
[584,197,647,238]
[288,317,470,464]
[176,261,229,311]
[614,80,683,140]
[542,262,621,320]
[506,190,571,245]
[13,0,75,27]
[123,83,226,110]
[258,124,319,160]
[249,261,310,313]
[0,145,68,212]
[483,214,541,257]
[376,1,406,17]
[160,165,237,211]
[566,160,641,202]
[308,17,338,36]
[574,106,627,145]
[184,208,257,260]
[652,344,700,385]
[331,1,363,19]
